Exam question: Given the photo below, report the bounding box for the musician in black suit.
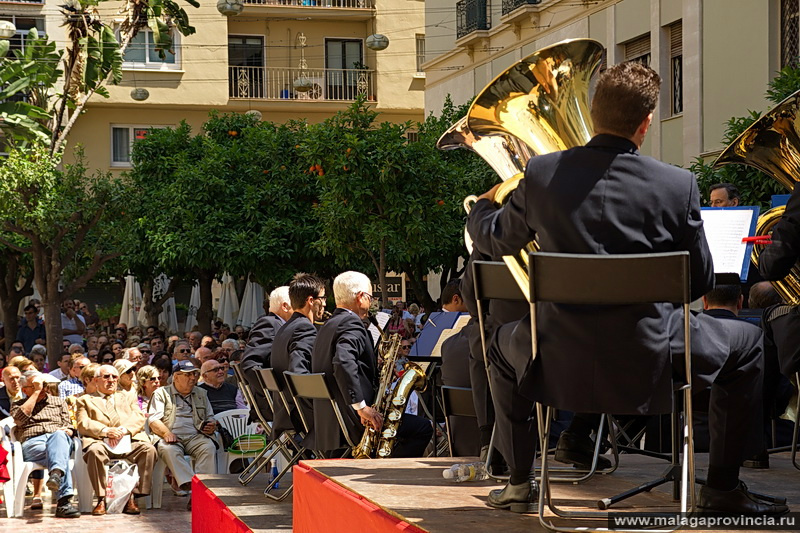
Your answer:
[271,274,325,438]
[439,279,481,456]
[308,271,432,457]
[468,62,783,514]
[760,183,800,281]
[240,286,293,421]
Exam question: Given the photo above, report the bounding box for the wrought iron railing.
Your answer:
[501,0,540,16]
[456,0,491,39]
[242,0,373,7]
[229,66,376,101]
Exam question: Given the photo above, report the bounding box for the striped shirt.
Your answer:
[58,377,85,399]
[11,395,72,443]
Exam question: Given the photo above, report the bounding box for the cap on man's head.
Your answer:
[173,360,200,374]
[38,373,61,384]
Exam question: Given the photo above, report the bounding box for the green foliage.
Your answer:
[96,302,122,320]
[692,64,800,208]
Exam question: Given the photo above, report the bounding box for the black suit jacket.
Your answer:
[760,184,800,281]
[271,312,317,435]
[762,303,800,377]
[240,312,284,372]
[467,134,715,414]
[308,307,377,451]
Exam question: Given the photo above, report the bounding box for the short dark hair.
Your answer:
[441,278,463,306]
[23,304,37,314]
[591,62,661,138]
[747,281,783,309]
[288,273,326,309]
[705,284,742,307]
[709,183,740,202]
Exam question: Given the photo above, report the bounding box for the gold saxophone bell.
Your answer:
[437,38,604,290]
[713,89,800,305]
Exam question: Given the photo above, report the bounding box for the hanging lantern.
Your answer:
[366,34,389,51]
[0,21,16,40]
[130,88,150,101]
[293,77,312,93]
[217,0,244,16]
[245,109,262,121]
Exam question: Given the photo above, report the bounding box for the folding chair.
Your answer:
[525,251,695,532]
[472,260,616,483]
[283,372,357,455]
[440,385,478,457]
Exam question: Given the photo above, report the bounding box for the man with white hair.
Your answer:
[76,364,157,515]
[240,285,293,420]
[11,370,80,518]
[308,271,432,457]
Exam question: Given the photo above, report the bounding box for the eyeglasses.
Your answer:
[141,350,152,354]
[400,345,411,350]
[125,368,136,374]
[177,349,191,354]
[205,367,226,374]
[100,374,119,380]
[102,358,114,363]
[146,377,159,382]
[217,357,228,363]
[359,292,375,303]
[312,294,326,301]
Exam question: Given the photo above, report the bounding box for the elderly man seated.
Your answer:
[76,364,157,515]
[11,371,80,518]
[198,359,246,414]
[147,360,217,510]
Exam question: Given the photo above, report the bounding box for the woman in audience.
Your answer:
[136,365,161,411]
[81,363,100,395]
[99,348,115,365]
[113,359,137,396]
[153,356,173,386]
[111,340,124,359]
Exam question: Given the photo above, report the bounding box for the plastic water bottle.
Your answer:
[271,459,280,489]
[442,462,488,482]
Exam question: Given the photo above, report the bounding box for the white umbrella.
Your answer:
[237,278,265,330]
[137,274,179,334]
[184,281,200,333]
[217,272,240,328]
[120,275,142,327]
[18,280,41,315]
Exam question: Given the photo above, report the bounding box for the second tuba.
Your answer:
[437,38,604,288]
[713,89,800,305]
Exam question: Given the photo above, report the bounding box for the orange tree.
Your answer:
[301,98,495,309]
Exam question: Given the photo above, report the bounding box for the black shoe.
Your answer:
[187,497,192,511]
[46,469,64,492]
[55,502,81,518]
[554,431,611,470]
[487,480,538,513]
[742,451,769,469]
[698,482,788,515]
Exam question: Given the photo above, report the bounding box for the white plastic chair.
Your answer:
[1,417,16,518]
[214,408,265,474]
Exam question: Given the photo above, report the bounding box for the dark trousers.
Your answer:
[392,412,434,458]
[244,367,273,422]
[488,318,763,473]
[468,322,496,446]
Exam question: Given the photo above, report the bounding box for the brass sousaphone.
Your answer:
[437,39,604,288]
[713,90,800,305]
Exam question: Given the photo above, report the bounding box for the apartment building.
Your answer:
[0,0,425,171]
[423,0,792,167]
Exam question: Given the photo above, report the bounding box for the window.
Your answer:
[122,30,180,70]
[415,34,425,74]
[0,16,44,57]
[669,22,683,115]
[406,131,419,143]
[782,0,799,68]
[228,36,265,99]
[111,125,168,167]
[325,38,363,99]
[624,34,651,67]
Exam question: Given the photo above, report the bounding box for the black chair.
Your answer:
[440,385,478,457]
[471,259,615,483]
[283,372,357,455]
[525,251,694,532]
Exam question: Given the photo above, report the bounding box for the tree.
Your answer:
[0,145,133,367]
[690,63,800,207]
[129,113,329,334]
[0,238,34,351]
[303,98,495,309]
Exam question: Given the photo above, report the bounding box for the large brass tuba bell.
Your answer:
[713,90,800,305]
[436,38,604,287]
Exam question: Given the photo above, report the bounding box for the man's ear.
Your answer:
[701,295,709,310]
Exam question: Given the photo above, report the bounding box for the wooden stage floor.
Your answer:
[197,452,800,532]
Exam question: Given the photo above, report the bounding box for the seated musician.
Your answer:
[467,62,786,515]
[308,271,432,457]
[439,279,481,456]
[271,273,326,439]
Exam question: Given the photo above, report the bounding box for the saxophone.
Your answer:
[352,330,427,458]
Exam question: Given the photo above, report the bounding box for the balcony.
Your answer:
[501,0,540,15]
[241,0,375,20]
[229,66,376,102]
[456,0,491,39]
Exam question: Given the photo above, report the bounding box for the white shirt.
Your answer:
[60,312,86,345]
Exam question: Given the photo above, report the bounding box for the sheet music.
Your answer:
[431,328,460,357]
[701,208,758,276]
[368,311,391,345]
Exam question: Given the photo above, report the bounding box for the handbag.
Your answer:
[105,461,140,513]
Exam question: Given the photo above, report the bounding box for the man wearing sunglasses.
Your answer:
[241,286,293,422]
[173,341,193,365]
[271,273,326,438]
[198,359,245,414]
[76,365,157,515]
